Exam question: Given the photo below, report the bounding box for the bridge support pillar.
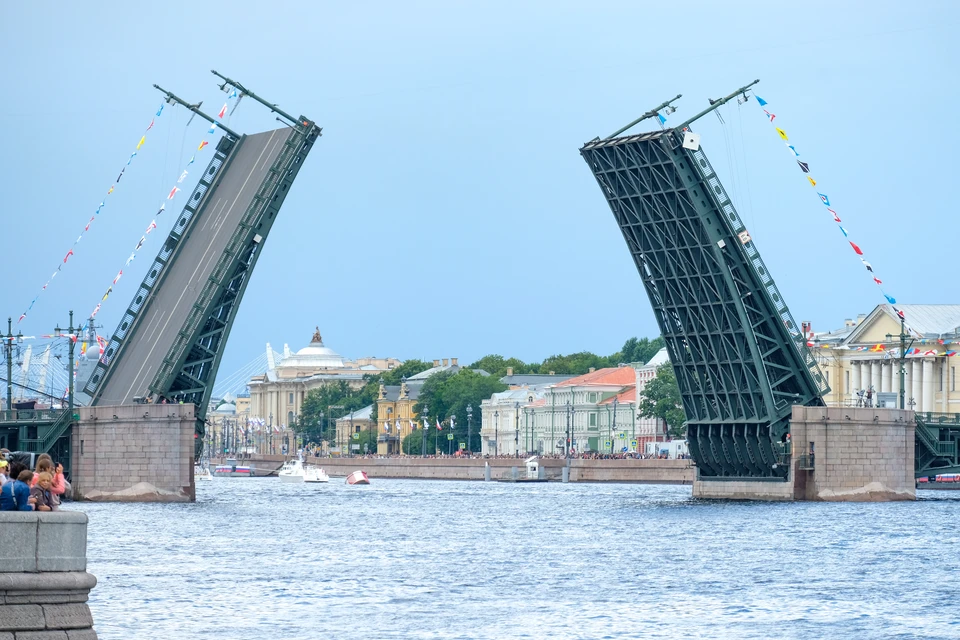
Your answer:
[70,404,195,502]
[693,406,915,502]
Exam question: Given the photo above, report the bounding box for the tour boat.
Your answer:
[304,467,329,483]
[346,470,370,485]
[278,459,306,483]
[214,458,253,477]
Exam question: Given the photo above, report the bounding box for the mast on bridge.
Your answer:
[580,80,827,480]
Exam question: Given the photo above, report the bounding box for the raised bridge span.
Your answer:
[79,73,321,457]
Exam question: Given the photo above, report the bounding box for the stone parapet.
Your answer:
[0,513,98,639]
[292,456,693,483]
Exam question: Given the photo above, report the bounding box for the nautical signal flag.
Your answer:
[849,241,863,255]
[198,141,208,151]
[167,186,180,199]
[797,160,809,173]
[818,193,830,205]
[775,127,789,141]
[218,103,227,119]
[870,344,885,352]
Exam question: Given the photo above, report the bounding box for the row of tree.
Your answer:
[292,336,685,452]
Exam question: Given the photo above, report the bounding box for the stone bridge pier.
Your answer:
[71,404,195,502]
[693,405,916,501]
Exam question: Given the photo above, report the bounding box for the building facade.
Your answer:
[812,304,960,413]
[248,327,401,430]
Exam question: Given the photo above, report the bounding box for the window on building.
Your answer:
[940,367,944,392]
[589,413,597,427]
[825,370,830,386]
[288,392,294,404]
[588,392,597,403]
[845,370,850,395]
[953,367,956,392]
[287,411,294,426]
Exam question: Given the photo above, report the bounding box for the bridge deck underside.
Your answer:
[95,129,290,406]
[580,131,825,479]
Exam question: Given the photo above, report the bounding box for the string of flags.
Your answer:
[86,98,236,321]
[16,105,165,325]
[753,95,906,325]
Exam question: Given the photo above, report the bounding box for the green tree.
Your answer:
[468,355,537,378]
[618,336,665,366]
[638,363,686,438]
[414,369,507,452]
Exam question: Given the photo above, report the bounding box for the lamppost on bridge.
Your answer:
[466,405,473,455]
[3,318,23,415]
[514,402,520,459]
[494,410,499,457]
[268,412,273,455]
[53,311,76,418]
[886,318,914,411]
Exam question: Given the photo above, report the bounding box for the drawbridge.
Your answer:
[81,71,321,454]
[580,82,829,480]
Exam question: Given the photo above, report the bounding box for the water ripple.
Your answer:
[81,479,960,639]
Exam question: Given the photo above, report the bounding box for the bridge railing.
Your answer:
[0,409,65,425]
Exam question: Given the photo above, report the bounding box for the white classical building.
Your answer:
[813,304,960,413]
[248,327,400,430]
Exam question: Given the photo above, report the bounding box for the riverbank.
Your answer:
[231,455,694,484]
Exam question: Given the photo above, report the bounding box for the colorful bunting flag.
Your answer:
[218,104,227,119]
[754,94,905,327]
[136,136,146,150]
[198,141,208,151]
[167,186,180,199]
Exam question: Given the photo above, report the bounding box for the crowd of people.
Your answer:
[0,450,69,511]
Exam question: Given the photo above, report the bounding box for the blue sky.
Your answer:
[1,1,956,387]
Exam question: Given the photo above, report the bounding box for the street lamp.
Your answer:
[448,416,455,455]
[269,412,273,454]
[494,410,499,457]
[611,397,618,454]
[421,405,428,458]
[466,405,473,455]
[886,319,914,410]
[514,402,520,459]
[565,401,573,459]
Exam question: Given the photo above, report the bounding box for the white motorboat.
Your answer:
[278,459,306,483]
[195,465,214,481]
[304,467,329,483]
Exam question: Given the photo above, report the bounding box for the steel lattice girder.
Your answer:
[580,129,827,479]
[150,120,322,452]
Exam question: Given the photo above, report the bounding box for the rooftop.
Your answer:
[335,404,374,421]
[500,373,577,386]
[553,367,637,388]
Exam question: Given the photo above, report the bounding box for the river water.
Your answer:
[82,478,959,639]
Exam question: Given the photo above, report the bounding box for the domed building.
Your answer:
[248,327,401,440]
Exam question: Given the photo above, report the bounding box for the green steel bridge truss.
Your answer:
[580,128,829,480]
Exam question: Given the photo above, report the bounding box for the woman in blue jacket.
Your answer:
[0,470,37,511]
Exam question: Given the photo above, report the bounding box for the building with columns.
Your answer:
[248,327,401,431]
[813,305,960,413]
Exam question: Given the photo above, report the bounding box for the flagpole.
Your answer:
[675,80,760,131]
[153,85,241,140]
[211,70,301,126]
[607,94,682,139]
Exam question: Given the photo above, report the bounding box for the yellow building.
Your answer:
[813,305,960,413]
[375,378,420,455]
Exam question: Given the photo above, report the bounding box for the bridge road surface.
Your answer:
[95,128,292,406]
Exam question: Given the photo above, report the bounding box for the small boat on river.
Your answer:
[214,458,253,477]
[195,464,214,481]
[346,470,370,485]
[278,459,306,483]
[304,467,329,483]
